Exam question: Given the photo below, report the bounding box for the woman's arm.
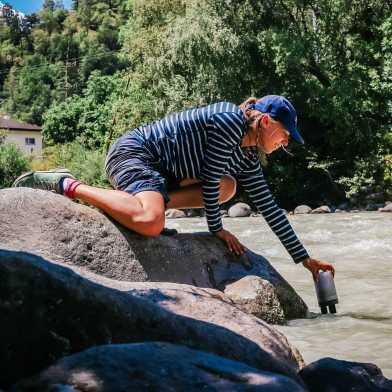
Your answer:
[200,112,244,233]
[236,160,309,263]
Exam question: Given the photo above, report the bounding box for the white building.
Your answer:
[0,116,43,157]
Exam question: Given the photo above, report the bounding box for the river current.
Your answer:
[166,212,392,377]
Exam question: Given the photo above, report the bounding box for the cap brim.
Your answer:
[288,125,305,145]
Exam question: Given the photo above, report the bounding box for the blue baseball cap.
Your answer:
[251,95,305,145]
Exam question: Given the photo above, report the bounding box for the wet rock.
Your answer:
[299,357,392,392]
[366,203,385,211]
[12,343,306,392]
[310,205,331,214]
[228,202,252,217]
[294,205,312,214]
[337,202,350,210]
[0,250,305,388]
[165,208,186,218]
[221,209,229,217]
[185,209,199,217]
[379,203,392,212]
[0,188,308,320]
[224,276,285,325]
[185,208,205,217]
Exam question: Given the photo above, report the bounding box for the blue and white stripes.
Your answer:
[137,101,309,263]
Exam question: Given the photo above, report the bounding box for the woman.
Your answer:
[13,95,335,281]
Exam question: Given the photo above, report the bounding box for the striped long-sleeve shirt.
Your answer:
[137,101,310,263]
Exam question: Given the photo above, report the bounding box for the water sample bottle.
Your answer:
[314,271,339,314]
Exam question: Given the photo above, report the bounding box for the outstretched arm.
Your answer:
[237,161,309,263]
[236,159,335,277]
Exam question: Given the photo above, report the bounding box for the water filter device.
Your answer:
[315,271,338,314]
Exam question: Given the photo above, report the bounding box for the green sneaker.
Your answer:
[12,169,75,194]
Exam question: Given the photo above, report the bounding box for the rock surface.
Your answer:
[0,250,305,388]
[299,357,392,392]
[224,276,285,325]
[294,205,312,214]
[12,342,306,392]
[228,202,252,217]
[379,203,392,212]
[0,188,308,320]
[165,208,186,218]
[310,205,331,214]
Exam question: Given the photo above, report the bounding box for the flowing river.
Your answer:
[166,212,392,377]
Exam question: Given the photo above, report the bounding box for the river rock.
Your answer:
[310,205,331,214]
[337,201,350,210]
[228,202,252,217]
[366,203,385,211]
[12,343,306,392]
[294,205,312,214]
[379,203,392,212]
[165,208,186,218]
[185,208,203,217]
[221,209,229,216]
[299,357,392,392]
[0,250,305,388]
[224,276,285,325]
[0,188,308,320]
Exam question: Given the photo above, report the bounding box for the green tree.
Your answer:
[0,143,31,188]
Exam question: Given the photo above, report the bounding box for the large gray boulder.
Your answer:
[0,250,305,388]
[0,188,308,320]
[12,342,306,392]
[224,276,286,325]
[299,357,392,392]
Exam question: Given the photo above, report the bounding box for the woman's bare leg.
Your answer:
[73,185,165,236]
[69,175,235,235]
[167,175,236,209]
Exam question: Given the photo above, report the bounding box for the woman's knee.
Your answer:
[220,175,237,203]
[133,191,166,236]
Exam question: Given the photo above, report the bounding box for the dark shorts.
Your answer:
[105,129,181,204]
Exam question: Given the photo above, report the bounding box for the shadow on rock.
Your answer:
[0,249,304,389]
[12,342,306,392]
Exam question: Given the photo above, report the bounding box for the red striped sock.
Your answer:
[63,178,82,199]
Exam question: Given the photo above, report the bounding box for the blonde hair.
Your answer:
[239,97,279,166]
[240,96,279,125]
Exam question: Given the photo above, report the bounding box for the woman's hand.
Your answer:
[214,229,247,256]
[302,257,335,282]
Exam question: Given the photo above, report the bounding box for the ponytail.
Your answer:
[239,97,257,121]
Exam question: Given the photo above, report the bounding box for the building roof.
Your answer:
[0,117,42,132]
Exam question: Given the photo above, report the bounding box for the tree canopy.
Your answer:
[0,0,391,206]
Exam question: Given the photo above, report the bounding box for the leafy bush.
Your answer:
[0,143,31,188]
[384,155,392,199]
